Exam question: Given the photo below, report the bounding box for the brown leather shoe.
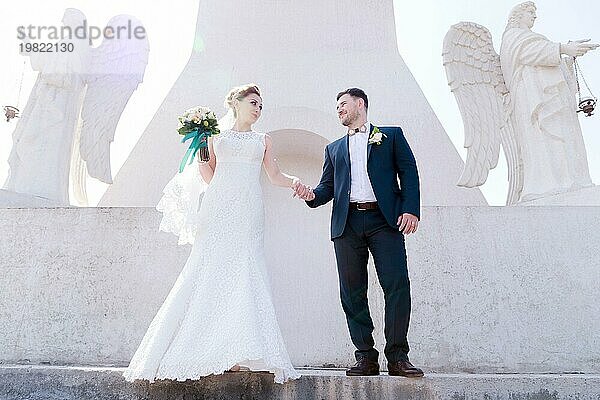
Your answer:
[346,358,380,376]
[387,360,424,377]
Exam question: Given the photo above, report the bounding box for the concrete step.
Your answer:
[0,365,599,400]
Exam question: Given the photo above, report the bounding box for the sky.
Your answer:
[0,0,598,206]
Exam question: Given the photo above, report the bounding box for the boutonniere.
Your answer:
[368,126,387,145]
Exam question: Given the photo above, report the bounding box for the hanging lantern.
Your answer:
[573,57,597,117]
[578,98,596,117]
[4,61,26,123]
[3,106,19,122]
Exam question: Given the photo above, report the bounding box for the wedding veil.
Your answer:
[155,108,235,245]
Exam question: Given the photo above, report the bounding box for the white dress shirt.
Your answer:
[349,122,377,202]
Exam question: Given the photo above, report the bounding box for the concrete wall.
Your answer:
[0,206,598,373]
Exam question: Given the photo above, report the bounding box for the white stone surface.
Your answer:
[99,0,486,207]
[0,189,63,208]
[1,206,599,372]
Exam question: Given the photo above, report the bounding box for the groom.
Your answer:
[295,88,423,377]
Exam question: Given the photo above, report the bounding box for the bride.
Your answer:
[123,84,302,384]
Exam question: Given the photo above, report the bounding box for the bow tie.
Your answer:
[348,125,368,136]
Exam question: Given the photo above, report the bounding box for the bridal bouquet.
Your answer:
[177,106,220,172]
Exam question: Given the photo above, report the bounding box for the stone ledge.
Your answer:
[518,185,600,206]
[1,365,599,400]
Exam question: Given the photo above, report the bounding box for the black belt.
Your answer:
[349,201,378,210]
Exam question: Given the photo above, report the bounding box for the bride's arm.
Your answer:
[198,136,216,183]
[262,134,300,188]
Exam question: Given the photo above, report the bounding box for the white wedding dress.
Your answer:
[123,129,300,384]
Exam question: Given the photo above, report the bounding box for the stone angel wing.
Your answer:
[443,22,522,205]
[79,15,150,184]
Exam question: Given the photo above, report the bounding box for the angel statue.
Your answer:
[443,2,599,204]
[3,9,149,206]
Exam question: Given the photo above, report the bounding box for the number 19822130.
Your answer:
[20,42,74,52]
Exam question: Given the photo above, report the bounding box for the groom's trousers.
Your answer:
[333,207,411,363]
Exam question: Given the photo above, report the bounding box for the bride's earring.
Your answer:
[233,101,240,120]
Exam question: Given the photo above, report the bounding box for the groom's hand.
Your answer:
[291,180,307,198]
[302,187,315,201]
[397,213,418,235]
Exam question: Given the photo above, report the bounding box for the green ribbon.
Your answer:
[179,129,209,173]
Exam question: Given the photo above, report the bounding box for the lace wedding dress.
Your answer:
[123,129,300,384]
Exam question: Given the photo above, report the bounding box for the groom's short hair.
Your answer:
[337,88,368,111]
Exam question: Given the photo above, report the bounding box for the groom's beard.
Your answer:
[341,110,360,127]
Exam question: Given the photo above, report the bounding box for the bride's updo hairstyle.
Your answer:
[224,84,261,118]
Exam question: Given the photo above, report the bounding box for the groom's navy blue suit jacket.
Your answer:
[306,125,420,240]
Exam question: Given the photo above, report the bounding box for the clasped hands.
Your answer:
[291,178,315,201]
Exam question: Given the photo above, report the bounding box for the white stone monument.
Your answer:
[1,2,600,389]
[443,2,599,205]
[99,0,486,208]
[2,10,149,206]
